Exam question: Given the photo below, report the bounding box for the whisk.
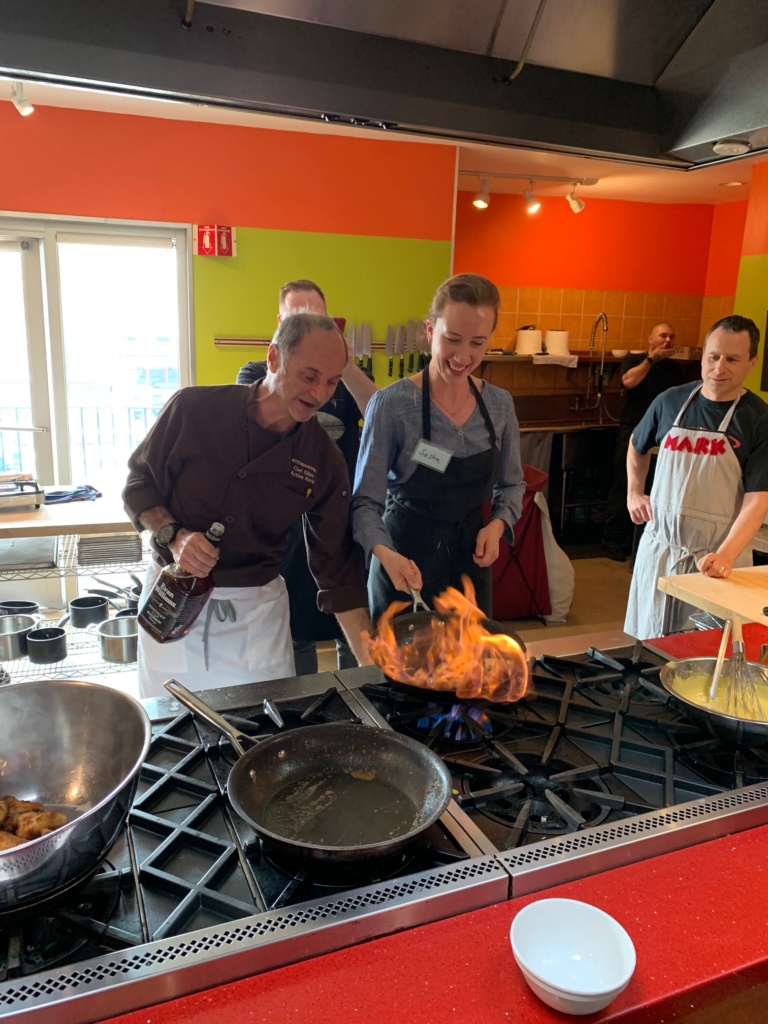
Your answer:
[724,617,768,721]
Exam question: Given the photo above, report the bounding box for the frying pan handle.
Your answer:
[164,679,248,757]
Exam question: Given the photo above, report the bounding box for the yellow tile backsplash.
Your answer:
[493,287,735,352]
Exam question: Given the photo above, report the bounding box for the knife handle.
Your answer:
[388,356,393,377]
[408,353,414,373]
[399,356,404,378]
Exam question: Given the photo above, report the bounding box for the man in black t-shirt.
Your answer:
[602,322,684,560]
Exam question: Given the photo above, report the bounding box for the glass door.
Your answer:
[0,238,51,481]
[53,233,186,490]
[0,221,190,489]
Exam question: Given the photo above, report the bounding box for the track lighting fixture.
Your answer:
[11,82,34,117]
[524,183,540,214]
[566,184,585,213]
[473,178,490,209]
[459,171,598,215]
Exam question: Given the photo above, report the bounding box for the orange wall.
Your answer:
[704,200,748,294]
[0,105,455,239]
[742,161,768,257]
[454,191,714,293]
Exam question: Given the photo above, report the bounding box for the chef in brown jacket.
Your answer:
[123,313,372,698]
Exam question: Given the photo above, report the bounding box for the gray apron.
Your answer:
[625,384,748,639]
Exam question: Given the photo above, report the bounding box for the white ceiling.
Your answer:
[4,77,760,206]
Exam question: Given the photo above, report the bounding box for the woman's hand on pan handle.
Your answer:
[170,530,220,578]
[373,545,423,594]
[474,518,505,568]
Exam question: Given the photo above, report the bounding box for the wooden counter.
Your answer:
[657,564,768,625]
[0,498,133,539]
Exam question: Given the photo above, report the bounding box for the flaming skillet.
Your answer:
[165,681,452,866]
[371,588,526,701]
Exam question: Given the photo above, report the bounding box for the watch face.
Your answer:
[156,523,177,546]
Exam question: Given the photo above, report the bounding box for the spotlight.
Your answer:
[11,82,34,117]
[473,178,490,209]
[524,183,540,214]
[566,185,585,213]
[712,139,751,157]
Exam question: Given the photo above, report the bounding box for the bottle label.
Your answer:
[139,577,211,642]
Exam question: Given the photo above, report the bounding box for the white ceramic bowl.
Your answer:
[629,349,644,354]
[611,349,628,357]
[510,898,636,1016]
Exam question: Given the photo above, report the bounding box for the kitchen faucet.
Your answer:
[571,312,609,412]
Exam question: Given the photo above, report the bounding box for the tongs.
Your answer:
[708,618,732,701]
[410,587,432,613]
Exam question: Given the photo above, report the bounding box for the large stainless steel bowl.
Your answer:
[660,657,768,745]
[0,679,151,910]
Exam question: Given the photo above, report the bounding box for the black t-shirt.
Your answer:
[632,382,768,492]
[618,353,685,430]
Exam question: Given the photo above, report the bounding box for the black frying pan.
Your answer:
[371,590,527,703]
[164,680,453,866]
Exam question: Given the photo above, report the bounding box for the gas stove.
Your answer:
[3,638,768,1024]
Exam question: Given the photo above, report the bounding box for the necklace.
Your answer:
[432,388,474,419]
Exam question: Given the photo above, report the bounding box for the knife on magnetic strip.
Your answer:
[395,324,406,378]
[385,325,395,377]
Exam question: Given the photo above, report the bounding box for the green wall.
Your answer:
[733,253,768,395]
[193,227,452,385]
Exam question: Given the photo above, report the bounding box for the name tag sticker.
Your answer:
[410,439,453,473]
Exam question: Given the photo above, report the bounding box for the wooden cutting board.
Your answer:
[657,565,768,624]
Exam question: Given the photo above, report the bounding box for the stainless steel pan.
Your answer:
[660,657,768,745]
[0,680,151,911]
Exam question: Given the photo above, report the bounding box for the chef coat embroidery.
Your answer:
[290,458,317,485]
[663,434,728,456]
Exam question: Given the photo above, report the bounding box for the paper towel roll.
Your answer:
[515,329,543,356]
[544,330,570,356]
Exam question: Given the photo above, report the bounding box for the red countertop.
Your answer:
[99,627,768,1024]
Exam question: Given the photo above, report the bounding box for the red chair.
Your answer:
[488,465,552,621]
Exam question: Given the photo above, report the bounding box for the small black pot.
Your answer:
[0,600,41,617]
[68,595,110,629]
[26,616,69,665]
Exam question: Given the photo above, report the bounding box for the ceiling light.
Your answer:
[524,182,540,214]
[566,184,585,213]
[473,178,490,209]
[712,139,751,157]
[719,180,745,187]
[11,82,34,117]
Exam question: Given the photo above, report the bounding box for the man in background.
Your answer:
[624,314,768,639]
[237,279,377,674]
[602,322,683,561]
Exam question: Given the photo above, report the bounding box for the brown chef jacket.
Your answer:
[123,384,366,615]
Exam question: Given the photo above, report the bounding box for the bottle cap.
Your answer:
[206,522,225,541]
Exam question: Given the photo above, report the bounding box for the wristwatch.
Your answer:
[154,521,182,548]
[645,355,655,365]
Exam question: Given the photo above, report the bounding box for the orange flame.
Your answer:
[367,576,530,703]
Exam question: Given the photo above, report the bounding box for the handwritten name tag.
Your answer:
[410,439,453,473]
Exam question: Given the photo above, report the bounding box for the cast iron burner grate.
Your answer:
[0,854,138,982]
[452,747,614,841]
[679,740,768,789]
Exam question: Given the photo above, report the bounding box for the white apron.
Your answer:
[625,384,749,639]
[137,561,295,700]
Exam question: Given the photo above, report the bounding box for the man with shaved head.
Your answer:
[602,322,684,561]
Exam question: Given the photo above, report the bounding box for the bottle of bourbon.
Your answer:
[138,522,225,643]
